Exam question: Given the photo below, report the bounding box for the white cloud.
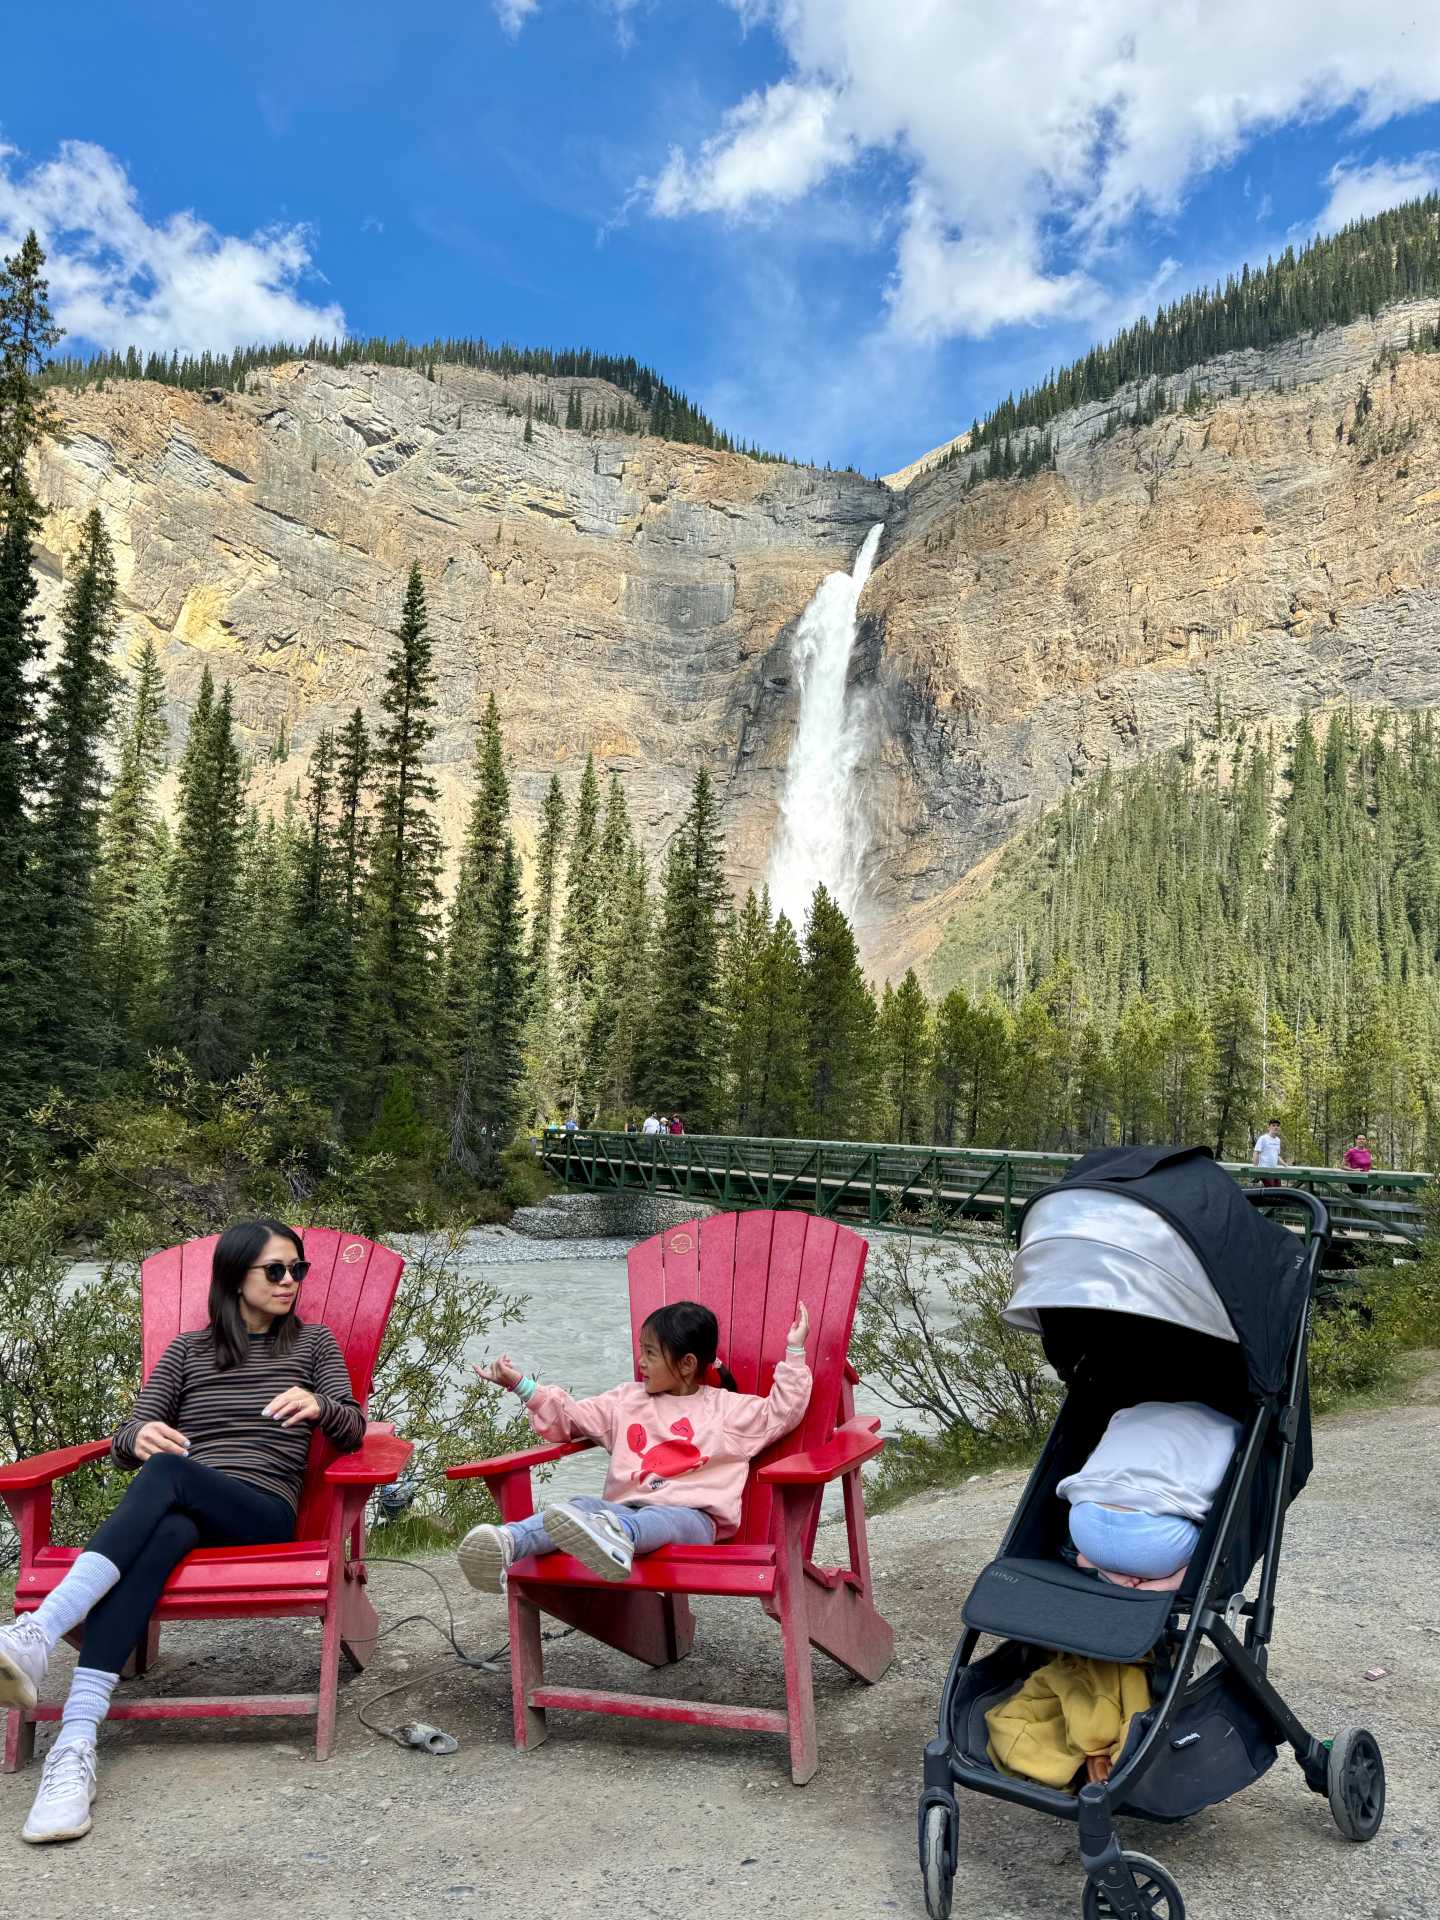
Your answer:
[494,0,539,33]
[0,140,345,356]
[646,1,1440,340]
[1316,153,1440,232]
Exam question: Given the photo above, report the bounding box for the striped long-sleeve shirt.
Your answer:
[111,1323,366,1512]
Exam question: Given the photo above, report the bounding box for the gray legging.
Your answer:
[509,1495,715,1559]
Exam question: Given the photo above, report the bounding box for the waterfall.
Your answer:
[766,522,885,931]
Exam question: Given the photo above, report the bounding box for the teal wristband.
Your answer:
[515,1375,538,1403]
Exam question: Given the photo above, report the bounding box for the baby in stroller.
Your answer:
[1059,1401,1240,1592]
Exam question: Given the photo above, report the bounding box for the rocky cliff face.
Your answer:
[31,300,1440,979]
[856,298,1440,978]
[33,360,888,885]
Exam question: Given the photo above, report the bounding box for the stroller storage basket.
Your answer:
[943,1637,1278,1823]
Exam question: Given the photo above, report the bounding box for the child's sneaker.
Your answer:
[457,1523,516,1595]
[0,1617,49,1711]
[543,1502,634,1581]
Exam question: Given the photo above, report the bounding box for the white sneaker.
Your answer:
[543,1502,635,1581]
[22,1739,97,1844]
[457,1523,516,1595]
[0,1617,49,1711]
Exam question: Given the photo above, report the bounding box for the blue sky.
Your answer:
[4,1,1440,474]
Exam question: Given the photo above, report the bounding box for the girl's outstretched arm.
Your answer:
[719,1302,813,1452]
[474,1356,630,1450]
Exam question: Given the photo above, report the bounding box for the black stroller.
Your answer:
[918,1145,1386,1920]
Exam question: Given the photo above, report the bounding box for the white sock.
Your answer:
[55,1667,119,1752]
[28,1552,121,1649]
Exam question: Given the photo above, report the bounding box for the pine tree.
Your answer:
[721,888,771,1131]
[647,768,729,1127]
[750,911,809,1137]
[523,772,567,1124]
[165,671,246,1073]
[878,969,932,1143]
[362,562,445,1110]
[27,509,121,1089]
[0,231,61,1138]
[445,690,510,1060]
[555,754,602,1117]
[451,836,529,1175]
[99,634,170,1057]
[802,884,877,1139]
[265,729,352,1110]
[588,774,640,1118]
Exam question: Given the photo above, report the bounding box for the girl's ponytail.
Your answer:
[713,1360,738,1393]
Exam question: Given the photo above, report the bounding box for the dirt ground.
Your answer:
[5,1385,1438,1920]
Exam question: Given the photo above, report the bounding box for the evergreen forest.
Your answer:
[940,192,1440,481]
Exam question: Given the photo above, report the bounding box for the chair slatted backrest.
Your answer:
[140,1230,406,1539]
[627,1210,867,1545]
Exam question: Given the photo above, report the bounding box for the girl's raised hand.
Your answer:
[785,1301,810,1351]
[475,1353,524,1390]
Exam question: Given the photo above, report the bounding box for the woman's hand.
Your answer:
[785,1302,810,1351]
[134,1420,190,1461]
[262,1386,322,1428]
[474,1354,524,1390]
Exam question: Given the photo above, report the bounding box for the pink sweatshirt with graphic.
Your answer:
[524,1358,812,1537]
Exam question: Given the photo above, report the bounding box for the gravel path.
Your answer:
[4,1382,1437,1920]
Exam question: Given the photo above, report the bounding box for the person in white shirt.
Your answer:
[1059,1401,1241,1587]
[641,1113,661,1135]
[1252,1118,1285,1185]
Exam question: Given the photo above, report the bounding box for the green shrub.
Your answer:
[0,1185,143,1570]
[499,1141,553,1211]
[851,1214,1062,1462]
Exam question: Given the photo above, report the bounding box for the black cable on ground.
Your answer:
[350,1555,576,1749]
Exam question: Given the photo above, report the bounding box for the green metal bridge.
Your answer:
[539,1131,1431,1262]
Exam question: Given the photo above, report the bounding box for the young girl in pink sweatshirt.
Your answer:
[457,1298,811,1590]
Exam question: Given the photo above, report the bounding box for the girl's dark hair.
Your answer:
[642,1300,737,1391]
[208,1219,305,1372]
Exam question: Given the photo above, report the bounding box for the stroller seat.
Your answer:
[963,1556,1175,1665]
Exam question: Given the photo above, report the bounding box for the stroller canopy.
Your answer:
[1005,1145,1311,1400]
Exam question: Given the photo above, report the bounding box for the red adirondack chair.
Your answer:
[0,1229,411,1769]
[446,1208,893,1783]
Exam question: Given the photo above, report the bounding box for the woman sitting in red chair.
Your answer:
[0,1219,363,1845]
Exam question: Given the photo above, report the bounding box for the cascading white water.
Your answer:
[766,522,885,930]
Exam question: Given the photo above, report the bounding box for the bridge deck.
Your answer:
[539,1132,1430,1258]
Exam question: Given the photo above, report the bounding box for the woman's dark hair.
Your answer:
[208,1218,305,1372]
[641,1300,737,1391]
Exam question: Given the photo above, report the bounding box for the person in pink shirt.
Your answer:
[1341,1134,1373,1173]
[456,1298,811,1588]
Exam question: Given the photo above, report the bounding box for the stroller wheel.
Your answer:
[920,1802,956,1919]
[1327,1728,1386,1841]
[1082,1852,1184,1920]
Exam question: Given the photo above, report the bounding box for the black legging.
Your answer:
[80,1455,294,1672]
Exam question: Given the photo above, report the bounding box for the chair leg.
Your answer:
[124,1623,162,1680]
[4,1708,35,1773]
[315,1594,343,1761]
[339,1574,381,1674]
[775,1499,819,1786]
[508,1586,548,1751]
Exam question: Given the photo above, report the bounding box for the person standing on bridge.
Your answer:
[1252,1118,1286,1188]
[1340,1133,1373,1194]
[668,1113,685,1136]
[642,1112,661,1135]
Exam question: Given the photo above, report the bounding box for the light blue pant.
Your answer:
[1069,1502,1201,1580]
[507,1495,715,1560]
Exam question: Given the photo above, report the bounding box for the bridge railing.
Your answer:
[536,1131,1432,1249]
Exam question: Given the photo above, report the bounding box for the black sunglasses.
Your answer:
[250,1260,310,1285]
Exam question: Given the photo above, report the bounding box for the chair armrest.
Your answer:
[445,1438,595,1481]
[758,1423,885,1487]
[0,1440,113,1493]
[324,1432,414,1486]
